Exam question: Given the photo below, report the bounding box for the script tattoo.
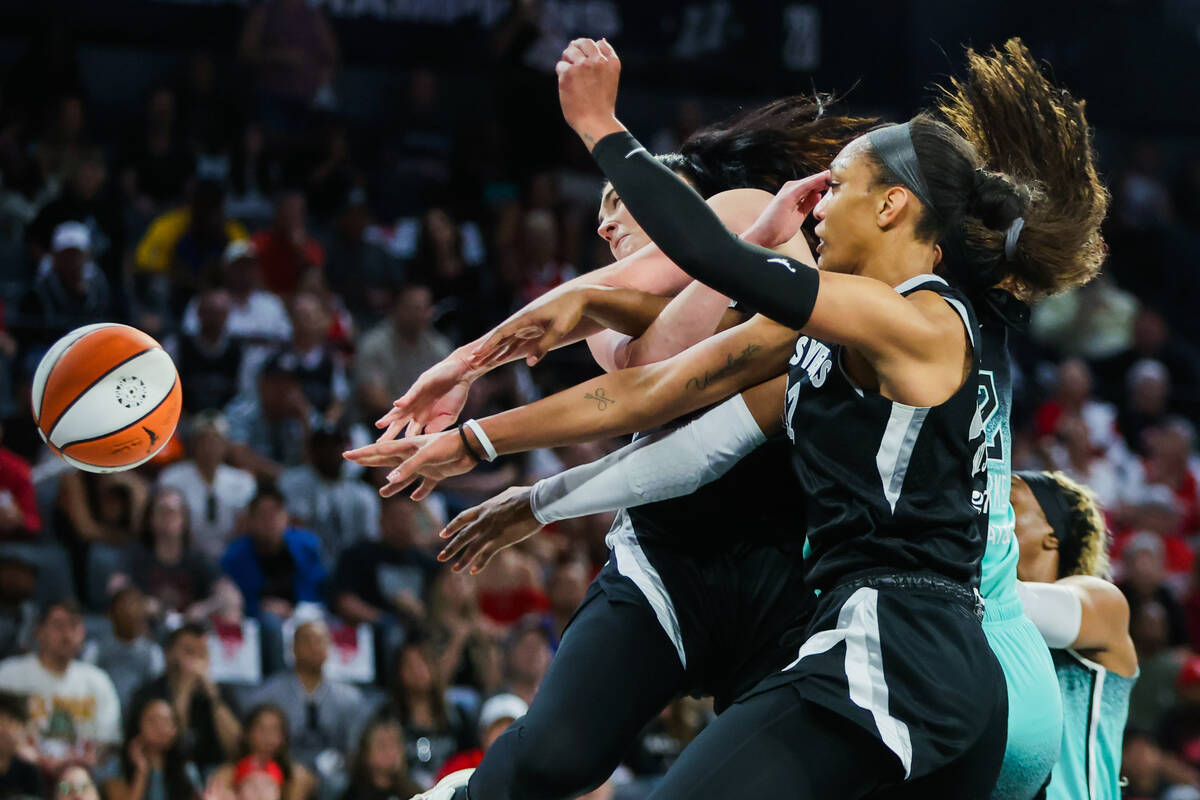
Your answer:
[584,387,616,410]
[686,344,762,391]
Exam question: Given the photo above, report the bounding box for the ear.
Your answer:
[1043,533,1060,553]
[876,186,911,229]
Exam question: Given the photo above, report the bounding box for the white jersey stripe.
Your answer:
[784,588,914,777]
[876,404,930,513]
[606,511,687,667]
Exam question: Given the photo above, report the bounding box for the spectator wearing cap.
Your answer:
[129,623,241,775]
[159,412,256,562]
[340,715,422,800]
[130,487,228,618]
[220,482,326,622]
[182,241,292,390]
[0,548,39,659]
[246,613,366,773]
[355,284,452,422]
[0,422,40,539]
[134,179,248,319]
[432,693,527,783]
[279,425,378,566]
[0,599,121,774]
[225,353,317,480]
[208,704,314,800]
[83,585,164,716]
[0,690,41,797]
[15,220,112,359]
[250,191,325,297]
[26,147,124,287]
[171,288,245,414]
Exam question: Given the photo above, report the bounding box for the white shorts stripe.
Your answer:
[785,587,914,777]
[606,511,687,668]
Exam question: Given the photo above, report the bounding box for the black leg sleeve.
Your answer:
[591,130,819,330]
[467,590,686,800]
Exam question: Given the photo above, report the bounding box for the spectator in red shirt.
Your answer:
[251,190,324,297]
[0,423,40,538]
[433,693,528,782]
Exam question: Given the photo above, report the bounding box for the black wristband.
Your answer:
[458,425,483,463]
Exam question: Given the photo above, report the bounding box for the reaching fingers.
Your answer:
[411,477,440,502]
[378,471,419,498]
[375,418,406,443]
[405,418,425,438]
[467,543,499,574]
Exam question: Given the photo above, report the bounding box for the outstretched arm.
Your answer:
[344,314,797,497]
[435,381,783,573]
[1016,576,1138,678]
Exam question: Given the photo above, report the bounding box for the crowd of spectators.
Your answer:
[0,2,1197,799]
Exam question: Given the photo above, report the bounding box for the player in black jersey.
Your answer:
[355,100,875,800]
[348,38,1107,798]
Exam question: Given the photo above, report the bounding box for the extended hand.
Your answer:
[436,486,544,574]
[345,430,477,500]
[742,172,831,249]
[374,354,475,440]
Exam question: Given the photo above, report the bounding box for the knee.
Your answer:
[497,721,618,800]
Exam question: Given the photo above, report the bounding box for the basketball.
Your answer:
[31,323,182,474]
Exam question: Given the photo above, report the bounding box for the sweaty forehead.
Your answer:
[831,136,873,175]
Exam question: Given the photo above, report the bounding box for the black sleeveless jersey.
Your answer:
[625,431,803,557]
[783,274,987,592]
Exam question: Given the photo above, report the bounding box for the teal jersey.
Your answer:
[978,321,1020,606]
[1047,649,1136,800]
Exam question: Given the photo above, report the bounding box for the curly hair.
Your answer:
[1042,470,1112,580]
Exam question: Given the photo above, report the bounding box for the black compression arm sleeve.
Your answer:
[591,130,819,330]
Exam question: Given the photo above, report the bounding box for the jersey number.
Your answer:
[977,370,1005,464]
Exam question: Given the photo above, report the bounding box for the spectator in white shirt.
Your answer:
[158,412,256,562]
[0,599,121,774]
[355,284,451,421]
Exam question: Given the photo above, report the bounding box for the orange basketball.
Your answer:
[32,323,182,473]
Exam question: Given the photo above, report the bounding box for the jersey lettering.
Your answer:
[788,336,833,387]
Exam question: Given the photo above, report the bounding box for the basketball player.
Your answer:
[373,39,1106,800]
[1012,471,1137,800]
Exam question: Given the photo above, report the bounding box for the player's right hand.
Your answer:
[376,354,475,440]
[436,486,544,574]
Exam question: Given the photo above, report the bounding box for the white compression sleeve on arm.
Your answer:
[1016,580,1084,649]
[529,393,766,524]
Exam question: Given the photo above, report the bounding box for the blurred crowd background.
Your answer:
[0,1,1197,799]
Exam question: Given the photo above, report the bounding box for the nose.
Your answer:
[597,218,618,242]
[813,193,829,221]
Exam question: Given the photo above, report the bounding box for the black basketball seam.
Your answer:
[58,375,178,455]
[46,349,162,441]
[35,326,110,424]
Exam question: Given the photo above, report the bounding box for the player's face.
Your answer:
[597,184,651,261]
[812,137,897,275]
[1011,478,1060,583]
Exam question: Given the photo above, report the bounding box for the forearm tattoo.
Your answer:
[686,343,762,392]
[584,387,616,410]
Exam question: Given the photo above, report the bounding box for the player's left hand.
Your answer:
[344,430,477,500]
[742,171,831,249]
[436,486,544,574]
[557,38,625,148]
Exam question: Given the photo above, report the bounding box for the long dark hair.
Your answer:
[239,703,296,789]
[390,641,449,729]
[121,699,198,800]
[664,94,876,199]
[139,486,193,555]
[343,715,423,799]
[865,39,1107,300]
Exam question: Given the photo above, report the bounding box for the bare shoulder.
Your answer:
[704,188,774,230]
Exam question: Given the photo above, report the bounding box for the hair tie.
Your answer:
[1004,216,1025,262]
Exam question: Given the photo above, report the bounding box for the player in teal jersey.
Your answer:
[1013,470,1138,800]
